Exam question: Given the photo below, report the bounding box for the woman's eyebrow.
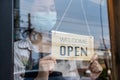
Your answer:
[35,5,46,9]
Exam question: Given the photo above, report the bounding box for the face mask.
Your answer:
[32,12,57,32]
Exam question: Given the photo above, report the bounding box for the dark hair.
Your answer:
[22,28,34,38]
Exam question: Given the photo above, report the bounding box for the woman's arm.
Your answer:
[34,56,56,80]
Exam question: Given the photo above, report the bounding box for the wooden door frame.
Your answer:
[107,0,120,80]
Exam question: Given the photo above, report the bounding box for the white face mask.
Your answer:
[32,12,57,32]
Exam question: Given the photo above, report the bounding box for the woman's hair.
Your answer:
[22,28,42,44]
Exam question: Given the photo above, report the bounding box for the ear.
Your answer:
[35,33,42,41]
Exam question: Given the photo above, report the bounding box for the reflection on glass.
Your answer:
[14,0,111,80]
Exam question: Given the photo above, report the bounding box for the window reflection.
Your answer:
[14,0,111,80]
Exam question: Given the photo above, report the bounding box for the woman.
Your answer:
[14,0,103,80]
[14,29,56,80]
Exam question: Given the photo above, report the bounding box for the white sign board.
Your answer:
[52,31,94,60]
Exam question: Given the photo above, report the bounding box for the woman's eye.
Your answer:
[38,7,46,11]
[50,5,56,12]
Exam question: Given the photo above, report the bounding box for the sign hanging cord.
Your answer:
[55,0,73,31]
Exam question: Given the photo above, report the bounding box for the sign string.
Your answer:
[55,0,73,31]
[81,0,91,36]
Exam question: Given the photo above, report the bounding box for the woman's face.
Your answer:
[33,0,56,13]
[32,0,57,32]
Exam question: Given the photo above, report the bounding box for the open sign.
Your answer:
[51,31,94,60]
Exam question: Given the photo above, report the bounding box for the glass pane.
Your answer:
[14,0,111,80]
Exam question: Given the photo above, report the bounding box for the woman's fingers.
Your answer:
[41,56,56,64]
[39,56,56,72]
[89,61,103,73]
[90,54,98,63]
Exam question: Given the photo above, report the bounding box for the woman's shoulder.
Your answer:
[14,39,31,49]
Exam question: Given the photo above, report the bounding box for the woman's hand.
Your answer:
[35,56,56,80]
[39,56,56,72]
[89,54,103,80]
